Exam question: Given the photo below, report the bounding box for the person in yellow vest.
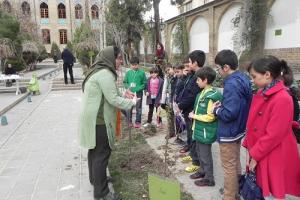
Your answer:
[188,67,222,187]
[27,73,40,95]
[79,46,137,200]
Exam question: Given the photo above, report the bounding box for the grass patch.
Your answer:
[108,126,193,200]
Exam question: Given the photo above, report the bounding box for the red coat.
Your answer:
[243,81,300,198]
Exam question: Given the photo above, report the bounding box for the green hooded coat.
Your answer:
[79,46,134,149]
[27,73,40,92]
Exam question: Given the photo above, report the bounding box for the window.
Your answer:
[42,29,51,44]
[2,0,12,13]
[59,29,67,44]
[91,5,99,19]
[186,1,192,12]
[75,4,83,19]
[21,2,31,16]
[40,3,48,18]
[58,3,66,19]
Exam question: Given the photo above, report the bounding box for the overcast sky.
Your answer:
[145,1,179,21]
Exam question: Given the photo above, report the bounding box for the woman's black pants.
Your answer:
[88,125,111,198]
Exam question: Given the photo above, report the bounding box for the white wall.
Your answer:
[189,16,209,53]
[264,0,300,49]
[217,4,241,51]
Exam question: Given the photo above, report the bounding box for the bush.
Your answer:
[6,57,25,71]
[50,42,61,63]
[37,43,48,62]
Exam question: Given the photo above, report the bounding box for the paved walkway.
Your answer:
[0,90,94,200]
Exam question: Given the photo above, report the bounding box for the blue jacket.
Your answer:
[214,71,252,143]
[177,73,201,115]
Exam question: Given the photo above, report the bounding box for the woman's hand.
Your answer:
[188,112,194,119]
[124,89,135,99]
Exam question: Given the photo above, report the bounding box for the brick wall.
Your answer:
[264,48,300,72]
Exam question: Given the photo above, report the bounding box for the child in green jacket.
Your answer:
[123,57,147,128]
[188,67,222,187]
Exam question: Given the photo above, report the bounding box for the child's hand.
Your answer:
[146,92,149,96]
[211,101,221,112]
[249,158,257,172]
[188,112,194,119]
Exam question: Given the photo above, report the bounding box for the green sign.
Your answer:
[148,174,180,200]
[275,29,282,36]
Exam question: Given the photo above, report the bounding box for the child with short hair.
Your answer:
[188,67,222,187]
[144,67,164,127]
[212,50,252,199]
[123,57,147,128]
[161,63,176,136]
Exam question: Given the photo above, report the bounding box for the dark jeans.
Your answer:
[184,115,199,165]
[129,91,143,123]
[63,63,74,84]
[147,99,162,123]
[196,142,214,181]
[88,125,111,198]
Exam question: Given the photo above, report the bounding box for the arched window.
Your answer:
[40,2,48,18]
[75,4,83,19]
[21,2,31,16]
[59,29,67,44]
[91,5,99,19]
[42,29,51,44]
[2,0,12,13]
[58,3,66,19]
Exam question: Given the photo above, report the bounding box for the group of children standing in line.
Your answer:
[123,49,300,200]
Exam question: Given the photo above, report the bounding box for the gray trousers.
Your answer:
[88,125,111,198]
[196,142,214,181]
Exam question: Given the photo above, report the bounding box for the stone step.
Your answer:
[52,80,83,84]
[52,83,82,88]
[51,87,81,91]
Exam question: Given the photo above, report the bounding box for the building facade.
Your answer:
[162,0,300,69]
[0,0,106,52]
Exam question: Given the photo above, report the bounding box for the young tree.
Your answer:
[106,0,151,61]
[50,42,61,63]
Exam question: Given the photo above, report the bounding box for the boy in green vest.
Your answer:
[123,57,147,128]
[188,67,222,187]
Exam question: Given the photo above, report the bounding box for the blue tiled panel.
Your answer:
[57,0,65,4]
[58,19,66,25]
[75,19,82,27]
[40,18,49,25]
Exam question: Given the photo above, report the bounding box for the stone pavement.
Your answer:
[0,90,95,200]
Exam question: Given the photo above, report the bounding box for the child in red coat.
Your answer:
[244,56,300,199]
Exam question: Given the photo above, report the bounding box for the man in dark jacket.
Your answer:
[61,48,75,84]
[177,50,206,173]
[212,50,252,200]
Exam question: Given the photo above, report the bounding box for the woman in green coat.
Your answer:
[79,46,135,200]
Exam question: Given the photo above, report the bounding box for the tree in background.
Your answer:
[72,23,98,71]
[234,0,268,65]
[66,41,74,54]
[22,41,39,71]
[50,42,61,63]
[172,17,189,62]
[106,0,151,64]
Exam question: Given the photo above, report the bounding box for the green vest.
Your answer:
[193,88,222,144]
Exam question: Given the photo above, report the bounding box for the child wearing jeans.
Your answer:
[188,67,222,187]
[144,67,164,127]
